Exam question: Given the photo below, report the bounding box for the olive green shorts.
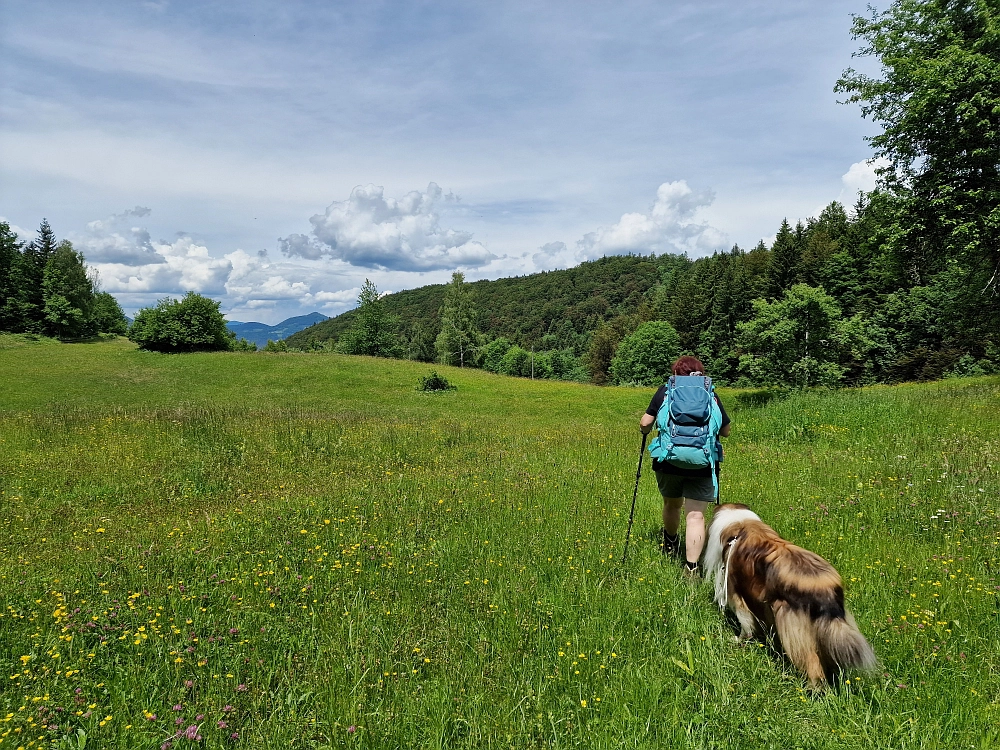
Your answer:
[654,471,716,502]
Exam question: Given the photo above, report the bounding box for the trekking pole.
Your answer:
[621,431,648,565]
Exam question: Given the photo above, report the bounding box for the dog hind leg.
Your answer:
[773,601,826,689]
[730,594,756,642]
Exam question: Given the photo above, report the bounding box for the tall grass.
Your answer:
[0,336,997,749]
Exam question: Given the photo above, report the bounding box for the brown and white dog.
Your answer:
[704,503,876,688]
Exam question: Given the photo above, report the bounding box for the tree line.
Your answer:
[285,191,995,388]
[0,219,128,338]
[0,220,255,352]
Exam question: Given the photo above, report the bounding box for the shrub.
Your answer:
[500,346,531,377]
[264,339,289,353]
[481,337,513,373]
[128,292,235,353]
[417,371,456,392]
[231,336,257,352]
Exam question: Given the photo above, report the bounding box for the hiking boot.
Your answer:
[662,531,680,557]
[683,561,701,580]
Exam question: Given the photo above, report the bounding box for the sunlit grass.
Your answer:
[0,336,997,749]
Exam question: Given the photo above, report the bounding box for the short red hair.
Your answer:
[672,356,705,376]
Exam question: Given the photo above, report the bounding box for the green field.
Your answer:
[0,336,997,749]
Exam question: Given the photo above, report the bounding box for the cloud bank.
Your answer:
[74,207,407,321]
[534,180,727,268]
[280,183,495,271]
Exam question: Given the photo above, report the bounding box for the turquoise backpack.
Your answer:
[648,375,723,499]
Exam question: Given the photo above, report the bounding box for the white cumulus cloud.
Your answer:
[841,158,888,196]
[534,180,727,269]
[280,183,496,271]
[70,206,164,265]
[95,235,232,296]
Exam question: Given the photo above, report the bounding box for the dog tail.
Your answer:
[816,611,877,676]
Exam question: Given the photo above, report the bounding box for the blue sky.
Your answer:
[1,0,882,323]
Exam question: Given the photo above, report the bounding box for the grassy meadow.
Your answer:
[0,335,998,749]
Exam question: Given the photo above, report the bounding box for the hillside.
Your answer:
[1,337,997,747]
[285,254,663,349]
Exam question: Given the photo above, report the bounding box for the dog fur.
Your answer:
[704,503,876,688]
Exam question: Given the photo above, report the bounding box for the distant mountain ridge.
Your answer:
[227,312,329,347]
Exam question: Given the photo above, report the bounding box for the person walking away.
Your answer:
[639,356,730,578]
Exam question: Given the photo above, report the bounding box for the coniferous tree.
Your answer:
[0,222,23,332]
[743,240,772,300]
[765,219,801,299]
[16,220,59,332]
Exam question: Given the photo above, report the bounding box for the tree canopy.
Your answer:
[836,0,1000,288]
[609,321,681,386]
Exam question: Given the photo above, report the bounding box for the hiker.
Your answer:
[639,356,730,578]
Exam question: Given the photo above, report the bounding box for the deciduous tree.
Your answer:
[129,292,235,352]
[737,284,847,388]
[837,0,1000,288]
[435,272,481,367]
[42,241,94,339]
[608,320,681,386]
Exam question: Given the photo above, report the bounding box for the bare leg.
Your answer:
[683,499,710,564]
[662,497,682,536]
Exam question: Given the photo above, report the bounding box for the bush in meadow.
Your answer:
[129,292,238,353]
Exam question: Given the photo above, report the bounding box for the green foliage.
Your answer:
[230,336,257,352]
[435,272,482,367]
[416,370,456,391]
[765,219,801,298]
[0,221,24,332]
[401,321,436,361]
[90,291,129,335]
[586,315,639,385]
[608,320,681,386]
[537,348,590,382]
[480,337,513,373]
[499,344,532,377]
[1,341,999,747]
[737,284,847,388]
[337,279,401,357]
[264,339,288,352]
[837,0,1000,287]
[42,241,94,339]
[284,255,662,354]
[128,292,235,353]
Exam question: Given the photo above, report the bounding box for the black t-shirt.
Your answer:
[645,384,730,477]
